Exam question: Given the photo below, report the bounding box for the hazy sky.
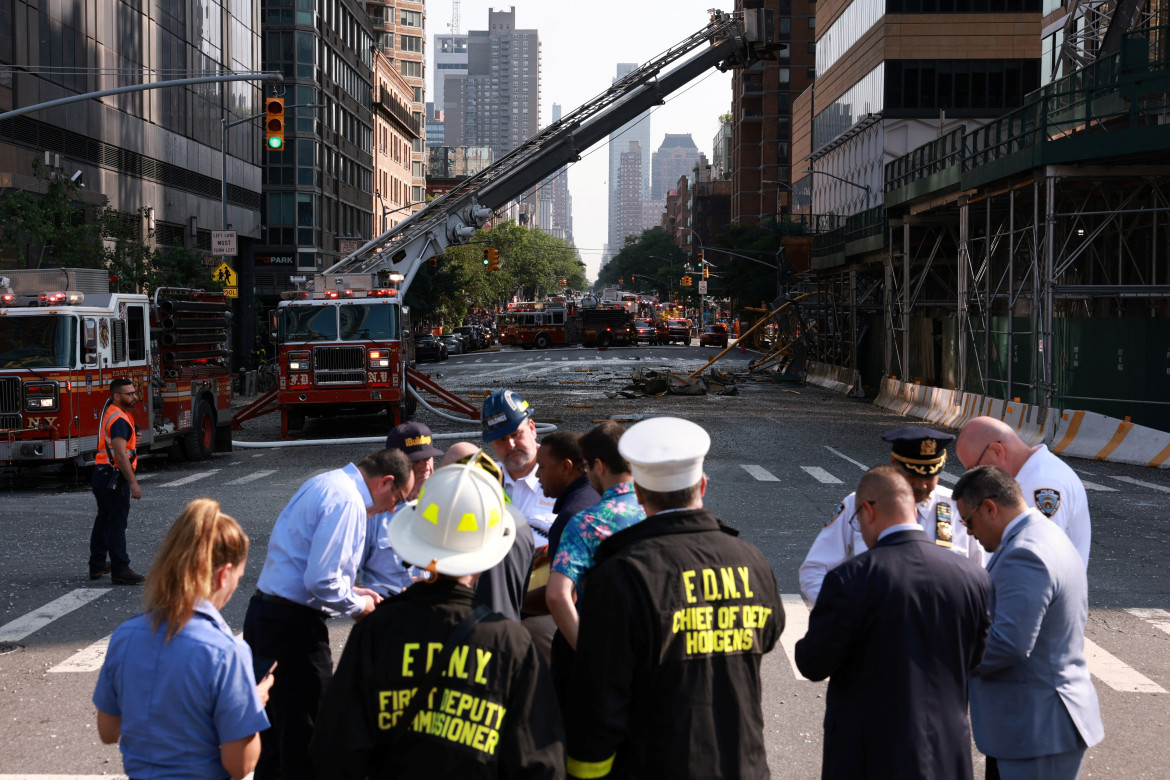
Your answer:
[424,1,733,281]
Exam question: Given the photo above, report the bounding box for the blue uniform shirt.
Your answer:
[361,501,416,596]
[93,600,270,780]
[256,463,373,617]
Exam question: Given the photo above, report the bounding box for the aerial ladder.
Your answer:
[315,8,781,297]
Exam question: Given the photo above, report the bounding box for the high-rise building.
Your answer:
[0,0,262,261]
[433,33,469,112]
[650,134,701,204]
[613,140,647,252]
[731,0,816,222]
[261,0,374,293]
[544,103,573,242]
[605,63,651,264]
[372,49,423,237]
[443,7,540,162]
[366,0,427,208]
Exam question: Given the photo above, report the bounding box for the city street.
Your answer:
[1,343,1169,778]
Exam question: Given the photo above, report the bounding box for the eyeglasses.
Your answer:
[848,500,874,531]
[960,501,983,528]
[973,441,1000,467]
[118,390,138,397]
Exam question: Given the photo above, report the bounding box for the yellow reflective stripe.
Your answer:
[566,754,615,779]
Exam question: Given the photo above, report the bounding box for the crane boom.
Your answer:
[316,8,781,295]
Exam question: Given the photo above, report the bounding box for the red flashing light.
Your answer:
[366,288,398,297]
[1,293,14,304]
[324,290,340,299]
[40,291,67,305]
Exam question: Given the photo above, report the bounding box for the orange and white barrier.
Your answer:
[804,361,863,397]
[1052,410,1170,469]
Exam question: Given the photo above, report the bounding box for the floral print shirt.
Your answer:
[551,481,645,587]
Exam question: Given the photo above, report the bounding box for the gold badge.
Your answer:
[935,504,954,547]
[920,439,938,456]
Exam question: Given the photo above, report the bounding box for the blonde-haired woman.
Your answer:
[93,499,273,780]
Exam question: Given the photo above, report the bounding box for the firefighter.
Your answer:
[311,460,564,779]
[89,378,145,585]
[565,416,784,779]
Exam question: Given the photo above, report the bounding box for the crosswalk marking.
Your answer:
[938,471,959,485]
[135,473,156,481]
[800,466,843,484]
[825,446,868,471]
[1083,636,1167,693]
[1079,479,1118,492]
[1126,608,1170,636]
[1108,475,1170,494]
[50,635,111,673]
[741,465,780,482]
[156,470,220,487]
[0,589,107,643]
[778,594,812,681]
[225,470,278,486]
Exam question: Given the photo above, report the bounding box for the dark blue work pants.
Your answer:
[89,466,131,574]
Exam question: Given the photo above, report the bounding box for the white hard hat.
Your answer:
[388,462,517,576]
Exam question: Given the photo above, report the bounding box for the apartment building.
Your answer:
[372,49,422,237]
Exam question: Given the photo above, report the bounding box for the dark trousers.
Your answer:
[550,629,575,721]
[89,466,131,574]
[244,594,332,780]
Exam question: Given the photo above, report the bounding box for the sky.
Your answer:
[424,1,733,282]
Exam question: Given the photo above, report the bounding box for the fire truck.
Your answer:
[502,300,634,348]
[0,267,233,469]
[237,9,779,431]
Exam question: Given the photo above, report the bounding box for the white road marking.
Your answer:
[938,471,959,485]
[1082,636,1167,692]
[156,470,220,487]
[1080,480,1118,492]
[741,464,780,482]
[251,453,266,458]
[824,446,868,471]
[1108,475,1170,494]
[801,466,843,484]
[1126,608,1170,637]
[134,473,156,480]
[50,635,111,673]
[225,470,278,486]
[778,594,813,681]
[0,590,108,643]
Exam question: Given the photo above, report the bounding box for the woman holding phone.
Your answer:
[93,498,273,780]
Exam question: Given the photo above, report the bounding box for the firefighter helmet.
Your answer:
[387,461,517,576]
[481,389,534,443]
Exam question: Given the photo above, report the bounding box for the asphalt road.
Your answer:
[1,341,1168,778]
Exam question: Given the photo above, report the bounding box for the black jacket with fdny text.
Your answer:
[565,508,784,779]
[311,579,565,779]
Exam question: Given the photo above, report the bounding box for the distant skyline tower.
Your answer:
[606,63,650,265]
[651,133,701,205]
[544,102,574,243]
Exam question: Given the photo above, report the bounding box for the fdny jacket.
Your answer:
[565,508,784,779]
[311,579,565,779]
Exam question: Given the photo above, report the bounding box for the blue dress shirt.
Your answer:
[361,500,416,596]
[256,463,373,617]
[93,600,270,779]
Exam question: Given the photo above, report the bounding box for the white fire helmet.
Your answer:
[388,460,517,576]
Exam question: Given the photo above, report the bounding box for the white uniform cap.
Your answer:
[618,416,710,492]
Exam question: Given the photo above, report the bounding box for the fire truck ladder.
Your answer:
[313,8,781,297]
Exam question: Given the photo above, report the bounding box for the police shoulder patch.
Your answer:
[1034,488,1061,518]
[824,502,846,528]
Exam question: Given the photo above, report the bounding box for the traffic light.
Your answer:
[265,97,285,150]
[703,266,709,279]
[697,251,704,269]
[483,247,500,272]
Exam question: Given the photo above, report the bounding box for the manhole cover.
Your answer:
[0,642,23,655]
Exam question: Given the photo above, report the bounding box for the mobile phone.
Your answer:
[252,654,277,683]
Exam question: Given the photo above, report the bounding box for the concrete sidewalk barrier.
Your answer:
[1052,410,1170,469]
[804,361,861,396]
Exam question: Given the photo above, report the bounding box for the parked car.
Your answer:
[414,334,447,362]
[632,318,658,345]
[440,333,464,355]
[699,324,729,349]
[657,318,692,345]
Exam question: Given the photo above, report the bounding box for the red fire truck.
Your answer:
[0,268,233,469]
[269,274,414,435]
[501,301,634,349]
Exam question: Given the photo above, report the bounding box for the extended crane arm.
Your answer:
[316,8,781,296]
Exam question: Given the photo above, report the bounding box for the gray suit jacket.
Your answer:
[969,510,1104,759]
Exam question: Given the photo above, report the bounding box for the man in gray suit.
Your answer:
[954,466,1104,780]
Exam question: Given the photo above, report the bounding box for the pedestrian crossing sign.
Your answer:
[213,262,238,288]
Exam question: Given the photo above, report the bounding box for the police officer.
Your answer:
[89,378,144,585]
[799,427,981,605]
[956,415,1091,567]
[311,460,564,779]
[565,417,784,779]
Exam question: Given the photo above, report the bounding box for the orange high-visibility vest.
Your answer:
[95,405,137,471]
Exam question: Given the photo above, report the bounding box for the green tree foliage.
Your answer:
[594,227,689,302]
[404,220,585,328]
[709,219,798,312]
[0,162,217,292]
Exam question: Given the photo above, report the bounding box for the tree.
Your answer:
[595,227,688,300]
[0,160,105,269]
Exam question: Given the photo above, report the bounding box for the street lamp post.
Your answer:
[802,168,873,210]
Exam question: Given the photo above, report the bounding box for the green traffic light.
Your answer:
[267,136,283,150]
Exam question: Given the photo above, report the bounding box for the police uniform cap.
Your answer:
[618,416,710,492]
[881,426,954,476]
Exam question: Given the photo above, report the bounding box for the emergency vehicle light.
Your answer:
[366,289,398,297]
[288,351,311,371]
[23,382,59,412]
[368,349,390,369]
[324,290,339,299]
[1,293,14,305]
[38,291,83,305]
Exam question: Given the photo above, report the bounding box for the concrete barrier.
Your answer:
[1052,410,1170,468]
[804,361,860,396]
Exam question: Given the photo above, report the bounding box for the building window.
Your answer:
[400,35,422,53]
[401,60,423,78]
[400,9,422,26]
